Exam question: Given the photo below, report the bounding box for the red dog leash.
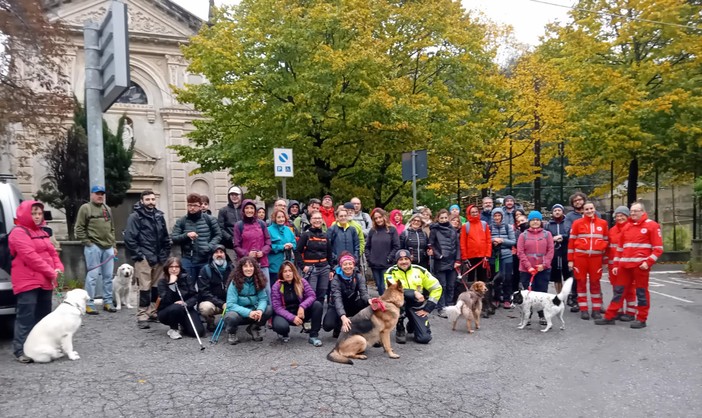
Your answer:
[370,297,386,312]
[455,261,484,291]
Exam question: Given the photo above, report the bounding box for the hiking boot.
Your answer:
[395,329,407,344]
[591,311,602,320]
[103,304,117,313]
[581,311,590,320]
[167,329,182,340]
[595,318,616,325]
[570,305,579,313]
[309,337,323,347]
[85,305,99,315]
[16,354,33,364]
[148,314,159,322]
[279,335,290,343]
[137,321,150,329]
[246,324,263,342]
[227,333,240,345]
[619,314,635,322]
[630,320,647,329]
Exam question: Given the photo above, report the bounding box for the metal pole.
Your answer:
[509,138,513,195]
[84,22,105,192]
[559,142,564,204]
[412,150,417,211]
[282,178,287,199]
[672,185,677,251]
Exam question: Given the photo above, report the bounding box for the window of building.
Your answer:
[115,81,148,104]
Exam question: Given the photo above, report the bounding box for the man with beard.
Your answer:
[218,186,244,255]
[172,193,222,286]
[295,198,324,234]
[502,195,517,226]
[124,190,172,329]
[197,245,231,332]
[481,196,494,225]
[564,192,589,310]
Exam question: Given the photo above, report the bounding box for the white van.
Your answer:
[0,174,23,318]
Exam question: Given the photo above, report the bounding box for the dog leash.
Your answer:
[369,297,386,312]
[54,271,66,300]
[455,262,483,291]
[87,255,118,272]
[527,271,537,293]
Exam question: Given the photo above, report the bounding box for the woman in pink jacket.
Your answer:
[517,211,554,293]
[9,200,64,363]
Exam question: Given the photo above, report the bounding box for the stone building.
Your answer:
[5,0,231,237]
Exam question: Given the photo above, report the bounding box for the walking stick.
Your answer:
[210,306,227,345]
[174,283,206,351]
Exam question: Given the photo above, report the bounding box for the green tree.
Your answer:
[174,0,502,207]
[36,101,135,239]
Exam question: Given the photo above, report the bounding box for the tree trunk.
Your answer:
[627,157,638,206]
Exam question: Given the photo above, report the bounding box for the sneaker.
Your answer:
[308,337,323,347]
[246,324,263,342]
[581,311,590,320]
[167,329,182,340]
[539,318,547,326]
[570,305,579,313]
[137,321,150,329]
[591,311,602,320]
[630,320,647,329]
[227,333,240,345]
[103,303,117,313]
[594,318,616,325]
[85,305,99,315]
[16,354,33,364]
[395,329,406,344]
[279,335,290,343]
[619,314,635,322]
[436,309,448,318]
[503,302,512,309]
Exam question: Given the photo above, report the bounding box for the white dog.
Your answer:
[23,289,90,363]
[113,263,136,310]
[511,278,573,333]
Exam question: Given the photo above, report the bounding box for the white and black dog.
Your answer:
[113,263,136,310]
[511,277,573,333]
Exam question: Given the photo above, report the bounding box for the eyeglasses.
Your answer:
[630,209,643,213]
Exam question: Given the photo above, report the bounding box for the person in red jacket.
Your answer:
[607,206,636,321]
[319,195,336,228]
[567,202,608,320]
[459,205,492,283]
[596,202,663,329]
[8,200,64,363]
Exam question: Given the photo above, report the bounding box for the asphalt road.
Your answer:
[1,267,701,417]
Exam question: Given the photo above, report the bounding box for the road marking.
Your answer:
[648,289,694,303]
[650,270,684,275]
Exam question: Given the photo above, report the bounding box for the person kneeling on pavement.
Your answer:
[384,249,442,344]
[157,257,206,340]
[271,261,323,346]
[223,257,272,345]
[322,252,370,338]
[197,245,231,332]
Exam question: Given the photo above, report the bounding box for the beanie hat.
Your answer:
[503,195,515,202]
[552,204,565,212]
[322,194,333,202]
[614,206,630,217]
[527,211,543,221]
[395,249,411,262]
[449,204,460,212]
[343,202,355,210]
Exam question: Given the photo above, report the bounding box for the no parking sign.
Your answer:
[273,148,293,177]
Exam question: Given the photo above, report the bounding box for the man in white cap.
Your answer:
[218,186,243,256]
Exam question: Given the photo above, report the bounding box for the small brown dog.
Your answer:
[327,281,405,365]
[445,281,488,333]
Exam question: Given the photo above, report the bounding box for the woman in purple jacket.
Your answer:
[270,261,323,346]
[233,199,272,296]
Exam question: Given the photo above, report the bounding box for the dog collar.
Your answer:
[62,300,81,311]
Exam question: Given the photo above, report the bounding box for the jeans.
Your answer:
[13,288,53,357]
[157,304,205,337]
[84,245,115,305]
[490,260,513,302]
[304,265,330,303]
[371,268,387,296]
[224,306,273,333]
[433,269,457,309]
[272,301,323,338]
[180,258,205,290]
[322,298,369,332]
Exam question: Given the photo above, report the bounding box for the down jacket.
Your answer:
[171,211,222,264]
[123,202,171,265]
[226,277,268,318]
[233,200,272,268]
[9,200,64,295]
[489,208,516,260]
[429,222,461,272]
[157,271,197,312]
[270,278,316,322]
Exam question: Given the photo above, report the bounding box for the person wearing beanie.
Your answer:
[197,245,232,331]
[567,201,609,320]
[517,209,554,325]
[384,249,442,344]
[546,204,572,295]
[449,204,466,223]
[604,205,636,321]
[489,207,515,309]
[218,186,244,253]
[320,195,336,228]
[172,193,222,287]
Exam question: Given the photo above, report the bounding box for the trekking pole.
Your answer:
[174,283,206,351]
[210,306,227,345]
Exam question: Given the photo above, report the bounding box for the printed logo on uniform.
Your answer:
[641,228,647,234]
[596,226,602,231]
[658,229,662,237]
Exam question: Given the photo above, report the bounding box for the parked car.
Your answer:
[0,175,23,326]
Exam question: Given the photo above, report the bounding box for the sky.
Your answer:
[172,0,573,46]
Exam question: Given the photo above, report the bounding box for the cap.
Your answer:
[552,204,565,212]
[228,186,242,195]
[213,244,226,253]
[343,202,355,210]
[527,211,543,221]
[395,249,411,262]
[614,206,630,217]
[91,185,106,194]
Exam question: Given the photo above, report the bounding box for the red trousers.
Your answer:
[573,256,603,312]
[604,266,650,322]
[609,268,636,316]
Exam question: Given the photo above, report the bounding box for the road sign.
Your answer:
[98,1,130,112]
[402,150,428,181]
[274,148,294,178]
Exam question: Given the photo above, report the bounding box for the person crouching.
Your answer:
[270,261,323,346]
[223,257,272,345]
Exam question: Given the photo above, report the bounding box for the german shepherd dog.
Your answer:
[327,281,405,365]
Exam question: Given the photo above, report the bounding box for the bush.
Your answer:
[663,225,691,252]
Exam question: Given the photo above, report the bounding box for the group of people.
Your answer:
[7,185,663,362]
